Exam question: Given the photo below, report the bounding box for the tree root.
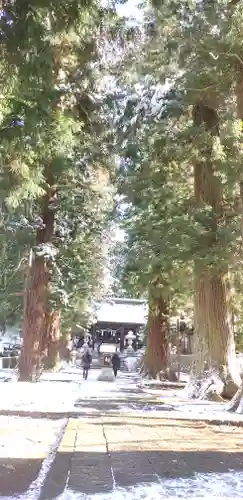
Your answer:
[185,371,225,400]
[158,367,178,382]
[228,377,243,413]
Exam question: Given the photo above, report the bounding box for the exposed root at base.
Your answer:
[140,364,179,382]
[185,371,225,401]
[228,379,243,413]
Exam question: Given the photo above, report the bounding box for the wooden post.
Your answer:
[120,326,125,352]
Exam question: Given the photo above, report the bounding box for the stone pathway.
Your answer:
[1,372,243,499]
[41,404,243,498]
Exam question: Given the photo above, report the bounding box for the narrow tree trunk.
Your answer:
[44,310,61,370]
[190,102,240,399]
[59,330,72,363]
[144,295,169,378]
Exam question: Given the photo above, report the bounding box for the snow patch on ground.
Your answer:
[0,367,243,425]
[27,421,67,500]
[171,402,243,422]
[56,471,243,499]
[0,380,81,413]
[1,370,243,499]
[0,369,140,413]
[0,417,65,500]
[118,398,243,424]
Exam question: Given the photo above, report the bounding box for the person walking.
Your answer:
[111,350,120,377]
[82,349,92,380]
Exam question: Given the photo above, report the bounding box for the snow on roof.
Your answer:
[95,298,148,326]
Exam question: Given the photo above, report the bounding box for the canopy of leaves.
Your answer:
[111,0,243,316]
[0,1,125,329]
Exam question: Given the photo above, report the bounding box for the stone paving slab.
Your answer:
[102,415,243,452]
[103,414,243,488]
[0,416,63,497]
[40,417,113,499]
[41,412,243,497]
[68,418,113,494]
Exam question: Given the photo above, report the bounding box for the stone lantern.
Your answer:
[125,330,136,351]
[97,343,116,382]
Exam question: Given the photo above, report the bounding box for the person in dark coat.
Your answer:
[82,350,92,380]
[111,351,120,377]
[77,336,84,349]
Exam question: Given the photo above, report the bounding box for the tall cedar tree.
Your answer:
[115,85,193,377]
[129,0,243,397]
[0,1,117,379]
[114,0,243,395]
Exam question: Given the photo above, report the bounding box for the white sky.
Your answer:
[116,0,143,20]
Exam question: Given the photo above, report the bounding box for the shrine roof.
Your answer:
[94,298,148,326]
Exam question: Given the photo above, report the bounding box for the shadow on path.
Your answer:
[74,398,175,413]
[0,457,43,497]
[40,448,243,499]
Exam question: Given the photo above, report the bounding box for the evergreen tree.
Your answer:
[138,0,243,396]
[115,85,193,377]
[0,1,119,379]
[114,0,243,395]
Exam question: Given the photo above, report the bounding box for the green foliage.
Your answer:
[111,0,243,317]
[3,0,243,335]
[0,1,123,330]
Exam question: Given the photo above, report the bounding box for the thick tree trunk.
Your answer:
[43,310,61,370]
[226,67,243,409]
[19,254,48,381]
[236,77,243,244]
[19,162,56,381]
[193,269,240,398]
[144,295,169,378]
[190,102,240,399]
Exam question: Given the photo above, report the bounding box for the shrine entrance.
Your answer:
[90,298,148,352]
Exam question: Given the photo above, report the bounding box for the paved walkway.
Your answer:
[40,375,243,499]
[1,372,243,499]
[41,413,243,498]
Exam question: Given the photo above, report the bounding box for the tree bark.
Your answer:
[193,269,240,398]
[236,77,243,245]
[191,102,240,399]
[43,310,61,370]
[19,254,48,381]
[19,163,56,381]
[225,63,243,409]
[144,294,169,378]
